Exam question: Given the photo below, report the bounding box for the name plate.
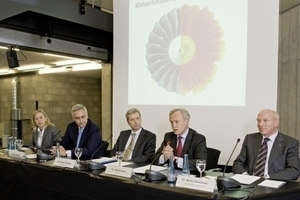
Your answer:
[53,157,76,168]
[105,165,133,178]
[176,175,215,193]
[8,150,26,160]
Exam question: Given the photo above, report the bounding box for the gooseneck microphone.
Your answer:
[21,128,33,140]
[36,130,61,161]
[216,138,241,191]
[88,135,112,170]
[17,128,33,151]
[145,143,170,181]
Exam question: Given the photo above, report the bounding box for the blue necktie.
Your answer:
[76,127,84,148]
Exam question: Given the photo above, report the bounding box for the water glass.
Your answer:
[16,139,24,150]
[74,148,83,166]
[116,151,124,166]
[196,159,206,178]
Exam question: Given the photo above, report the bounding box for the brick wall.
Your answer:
[0,73,101,145]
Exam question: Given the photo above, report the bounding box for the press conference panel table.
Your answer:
[1,156,300,200]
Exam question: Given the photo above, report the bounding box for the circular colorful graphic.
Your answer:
[145,5,225,95]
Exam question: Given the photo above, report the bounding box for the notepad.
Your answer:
[258,180,286,188]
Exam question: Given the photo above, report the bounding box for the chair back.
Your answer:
[206,147,221,170]
[100,140,109,156]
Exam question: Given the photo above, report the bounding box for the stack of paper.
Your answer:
[230,174,261,184]
[258,180,286,188]
[91,157,117,164]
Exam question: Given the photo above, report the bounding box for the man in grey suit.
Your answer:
[153,108,207,171]
[233,109,300,181]
[109,108,156,163]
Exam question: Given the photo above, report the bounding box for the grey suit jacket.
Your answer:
[29,125,62,150]
[232,132,300,180]
[152,128,207,171]
[109,128,156,163]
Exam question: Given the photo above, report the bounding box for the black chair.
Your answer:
[100,140,109,157]
[206,147,221,171]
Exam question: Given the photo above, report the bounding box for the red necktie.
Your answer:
[175,136,183,157]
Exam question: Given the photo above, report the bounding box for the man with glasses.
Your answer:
[233,109,300,180]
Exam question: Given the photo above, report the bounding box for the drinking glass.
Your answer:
[196,159,206,178]
[74,148,83,166]
[16,139,24,150]
[116,151,124,166]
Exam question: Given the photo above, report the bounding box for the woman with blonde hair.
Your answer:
[29,109,62,151]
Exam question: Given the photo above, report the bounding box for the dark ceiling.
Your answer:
[0,11,113,61]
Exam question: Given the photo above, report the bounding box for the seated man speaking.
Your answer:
[152,108,207,171]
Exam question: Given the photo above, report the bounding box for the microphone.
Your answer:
[88,135,112,170]
[216,138,241,191]
[21,128,33,140]
[145,142,170,181]
[17,128,33,151]
[36,130,61,161]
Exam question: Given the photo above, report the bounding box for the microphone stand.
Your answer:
[36,131,61,161]
[88,135,112,170]
[216,138,241,191]
[145,143,170,181]
[14,128,33,152]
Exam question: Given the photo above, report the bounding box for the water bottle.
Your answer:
[13,137,17,150]
[182,154,190,176]
[167,155,176,183]
[56,142,61,158]
[8,137,12,150]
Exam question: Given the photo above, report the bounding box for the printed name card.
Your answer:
[105,165,133,178]
[53,157,76,168]
[176,175,216,193]
[8,150,26,160]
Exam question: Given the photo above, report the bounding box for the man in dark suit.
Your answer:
[233,109,300,181]
[109,108,156,163]
[54,104,102,160]
[153,108,207,171]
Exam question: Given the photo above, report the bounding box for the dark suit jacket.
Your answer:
[60,119,102,160]
[29,125,62,150]
[232,132,300,180]
[153,128,207,171]
[109,128,156,163]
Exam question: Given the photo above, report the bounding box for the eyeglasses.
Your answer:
[256,119,272,124]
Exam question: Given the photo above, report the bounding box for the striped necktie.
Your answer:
[254,138,270,176]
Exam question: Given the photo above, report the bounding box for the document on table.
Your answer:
[104,161,132,167]
[26,154,37,159]
[230,174,260,184]
[91,157,117,164]
[134,165,167,174]
[258,180,286,188]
